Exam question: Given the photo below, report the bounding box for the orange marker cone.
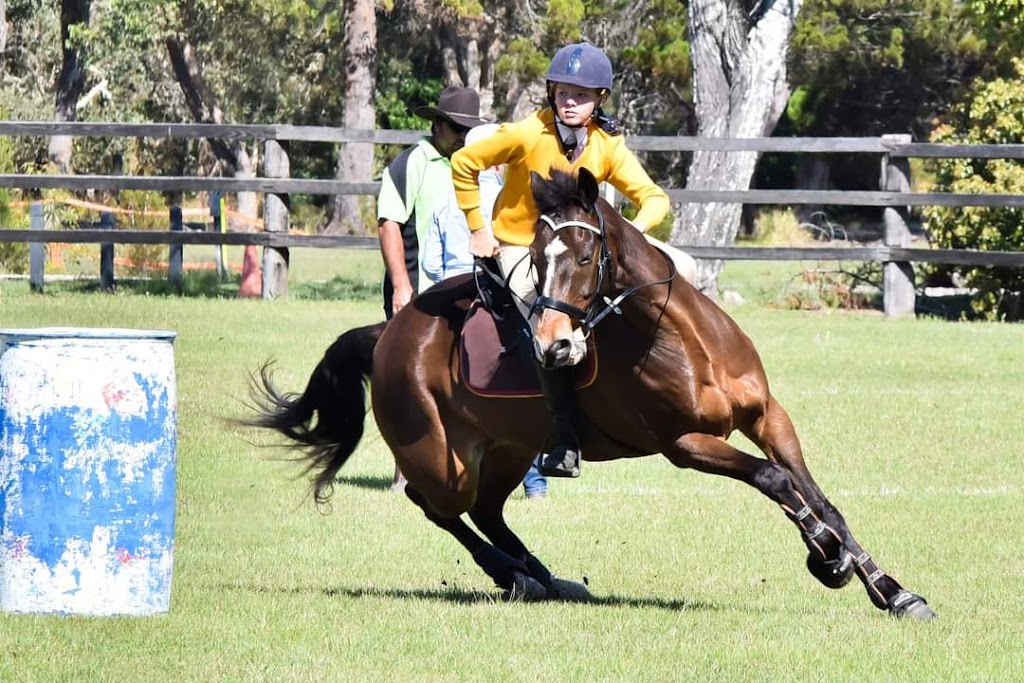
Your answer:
[238,244,262,298]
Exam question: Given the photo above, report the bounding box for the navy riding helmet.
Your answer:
[546,42,621,137]
[546,43,613,92]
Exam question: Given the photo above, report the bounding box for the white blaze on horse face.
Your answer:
[534,234,587,366]
[542,236,569,288]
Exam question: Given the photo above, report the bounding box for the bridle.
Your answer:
[530,204,677,334]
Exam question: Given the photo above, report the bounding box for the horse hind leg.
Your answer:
[749,397,936,620]
[466,445,592,602]
[667,432,852,584]
[666,431,934,619]
[403,485,543,598]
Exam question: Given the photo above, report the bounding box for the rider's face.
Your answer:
[552,84,601,127]
[433,118,471,158]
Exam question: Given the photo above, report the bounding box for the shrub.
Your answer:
[922,58,1024,320]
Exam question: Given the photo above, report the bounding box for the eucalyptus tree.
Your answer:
[49,0,90,173]
[73,0,349,224]
[778,0,988,227]
[326,0,377,234]
[0,0,7,54]
[667,0,803,295]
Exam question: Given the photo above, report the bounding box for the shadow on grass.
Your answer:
[915,292,982,321]
[37,272,380,301]
[293,275,379,302]
[40,271,238,298]
[335,475,394,491]
[215,581,719,612]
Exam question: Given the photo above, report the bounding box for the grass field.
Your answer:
[1,252,1022,682]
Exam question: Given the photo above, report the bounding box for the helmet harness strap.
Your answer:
[547,85,610,160]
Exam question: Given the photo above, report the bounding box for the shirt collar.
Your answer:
[419,137,450,163]
[555,121,588,159]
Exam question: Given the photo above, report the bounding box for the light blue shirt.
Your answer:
[423,168,504,283]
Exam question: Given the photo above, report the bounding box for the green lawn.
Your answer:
[0,253,1022,682]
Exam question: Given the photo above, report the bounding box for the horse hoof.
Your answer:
[546,577,593,602]
[889,591,937,621]
[806,550,855,589]
[505,572,547,602]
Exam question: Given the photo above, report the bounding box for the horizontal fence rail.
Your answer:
[6,229,1024,268]
[0,228,379,250]
[2,174,1024,208]
[1,121,1022,313]
[4,122,1024,159]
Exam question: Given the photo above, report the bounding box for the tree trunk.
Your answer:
[326,0,376,235]
[0,0,9,55]
[48,0,90,173]
[165,36,234,165]
[795,156,831,225]
[166,36,256,229]
[670,0,803,297]
[233,143,258,231]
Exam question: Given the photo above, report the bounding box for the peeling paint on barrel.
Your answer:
[0,328,177,616]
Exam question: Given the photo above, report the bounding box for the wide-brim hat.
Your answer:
[414,86,488,129]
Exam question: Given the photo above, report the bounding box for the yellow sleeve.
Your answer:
[605,137,669,231]
[452,122,526,231]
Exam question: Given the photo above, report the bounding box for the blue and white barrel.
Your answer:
[0,328,177,616]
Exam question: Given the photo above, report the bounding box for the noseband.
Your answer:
[530,210,610,332]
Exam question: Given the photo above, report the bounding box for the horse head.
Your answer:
[528,167,614,369]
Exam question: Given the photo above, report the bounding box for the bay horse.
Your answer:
[246,167,935,620]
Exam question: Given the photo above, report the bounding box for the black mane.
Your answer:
[532,168,582,215]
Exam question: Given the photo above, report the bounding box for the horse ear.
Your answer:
[577,167,600,210]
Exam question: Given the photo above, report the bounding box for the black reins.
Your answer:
[530,204,677,333]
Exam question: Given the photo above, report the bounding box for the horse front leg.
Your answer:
[390,425,531,595]
[467,445,592,602]
[403,486,531,595]
[663,432,935,620]
[749,398,936,620]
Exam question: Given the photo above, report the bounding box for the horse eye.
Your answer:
[577,254,593,266]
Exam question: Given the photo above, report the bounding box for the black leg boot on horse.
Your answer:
[535,365,582,478]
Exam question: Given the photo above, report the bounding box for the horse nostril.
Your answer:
[543,339,571,368]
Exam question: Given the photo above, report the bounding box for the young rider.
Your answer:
[451,42,696,479]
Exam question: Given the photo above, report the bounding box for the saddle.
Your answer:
[458,262,598,398]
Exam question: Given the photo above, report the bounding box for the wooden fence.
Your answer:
[2,122,1023,315]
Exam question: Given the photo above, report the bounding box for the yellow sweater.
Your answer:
[451,109,669,246]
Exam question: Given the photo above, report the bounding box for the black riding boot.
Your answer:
[535,365,582,478]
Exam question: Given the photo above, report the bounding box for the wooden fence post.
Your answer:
[262,139,290,299]
[98,211,115,293]
[210,191,228,281]
[881,133,915,317]
[168,206,184,293]
[28,202,45,293]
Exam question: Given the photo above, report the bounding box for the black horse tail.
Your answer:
[245,321,386,506]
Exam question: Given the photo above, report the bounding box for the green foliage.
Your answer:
[375,60,441,133]
[0,129,30,270]
[966,0,1024,62]
[922,58,1024,320]
[619,0,690,94]
[494,38,550,88]
[0,209,29,273]
[543,0,585,43]
[789,0,983,139]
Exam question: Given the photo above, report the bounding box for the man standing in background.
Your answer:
[376,86,488,319]
[376,86,487,490]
